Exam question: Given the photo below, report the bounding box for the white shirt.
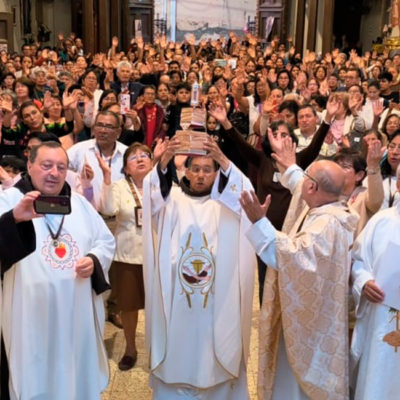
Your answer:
[67,138,127,210]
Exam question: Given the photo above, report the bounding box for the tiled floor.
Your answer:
[102,282,260,399]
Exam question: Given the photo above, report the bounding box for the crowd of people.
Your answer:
[0,29,400,399]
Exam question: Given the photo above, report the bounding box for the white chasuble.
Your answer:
[248,201,358,400]
[351,203,400,400]
[143,163,255,390]
[0,188,115,400]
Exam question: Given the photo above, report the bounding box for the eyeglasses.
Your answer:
[189,166,215,175]
[95,123,118,131]
[388,143,400,152]
[127,153,150,162]
[303,170,319,191]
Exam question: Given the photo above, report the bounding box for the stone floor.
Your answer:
[102,282,260,399]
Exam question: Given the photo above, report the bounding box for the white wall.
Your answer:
[156,0,257,41]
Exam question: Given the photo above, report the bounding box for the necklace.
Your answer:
[146,105,157,122]
[45,215,65,247]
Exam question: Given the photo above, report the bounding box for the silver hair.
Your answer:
[1,89,18,108]
[32,67,46,77]
[117,61,132,74]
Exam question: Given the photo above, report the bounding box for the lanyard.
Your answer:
[125,176,142,207]
[97,143,116,168]
[45,215,65,247]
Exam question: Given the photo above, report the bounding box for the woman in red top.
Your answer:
[135,85,165,148]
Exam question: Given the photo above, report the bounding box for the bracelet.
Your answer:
[366,167,380,175]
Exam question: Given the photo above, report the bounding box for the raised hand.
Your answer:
[325,94,341,122]
[159,136,181,170]
[262,98,278,115]
[160,35,167,50]
[366,139,385,170]
[153,138,167,163]
[208,102,228,125]
[267,69,277,83]
[0,96,13,113]
[95,152,111,185]
[349,93,363,112]
[12,191,43,223]
[269,133,297,173]
[63,92,76,110]
[240,190,271,223]
[372,100,384,118]
[188,34,196,46]
[43,91,54,110]
[80,161,94,183]
[203,137,229,171]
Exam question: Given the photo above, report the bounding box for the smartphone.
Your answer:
[119,93,130,115]
[228,58,237,69]
[34,195,71,215]
[215,59,227,67]
[77,100,85,114]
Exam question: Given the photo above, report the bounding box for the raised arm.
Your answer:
[297,94,338,168]
[208,102,262,167]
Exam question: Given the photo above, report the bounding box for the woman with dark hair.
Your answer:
[276,70,293,94]
[81,69,103,128]
[0,100,76,157]
[378,131,400,209]
[97,142,154,371]
[314,65,327,85]
[381,113,400,142]
[43,93,84,149]
[135,85,165,148]
[155,82,172,113]
[98,89,118,110]
[14,77,38,107]
[278,99,299,128]
[1,72,16,91]
[232,76,270,140]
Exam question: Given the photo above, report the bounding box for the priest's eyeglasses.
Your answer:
[189,166,215,175]
[303,170,319,191]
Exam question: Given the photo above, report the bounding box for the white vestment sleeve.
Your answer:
[280,163,304,194]
[148,164,168,216]
[246,217,277,268]
[80,197,115,274]
[351,227,375,318]
[211,162,253,215]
